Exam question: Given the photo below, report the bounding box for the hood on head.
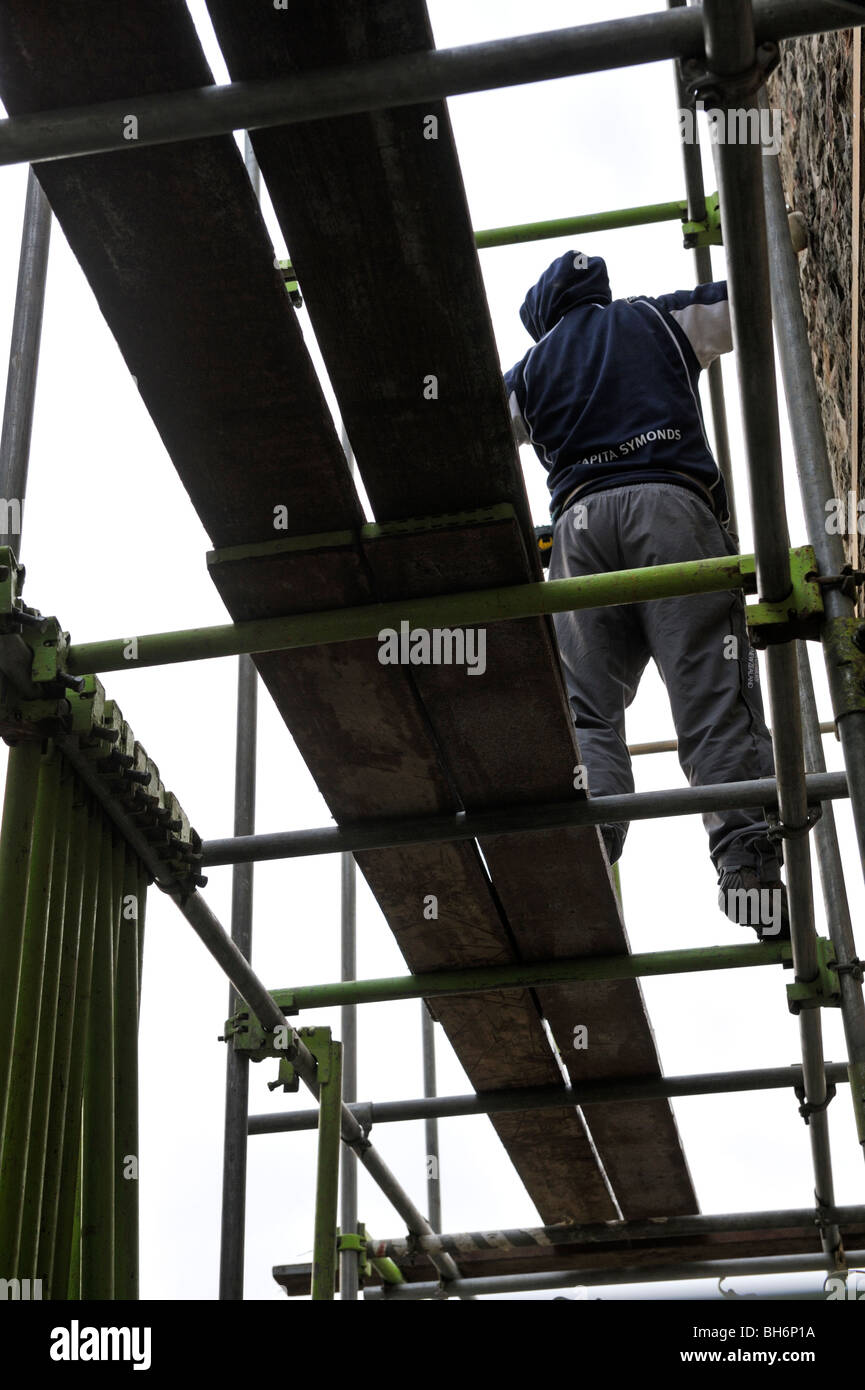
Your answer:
[519,252,612,342]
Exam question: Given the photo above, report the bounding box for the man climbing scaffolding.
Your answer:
[504,251,788,939]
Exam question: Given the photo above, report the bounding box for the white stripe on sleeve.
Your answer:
[669,299,732,368]
[508,387,530,445]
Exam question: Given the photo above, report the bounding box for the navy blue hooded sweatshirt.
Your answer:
[503,252,733,527]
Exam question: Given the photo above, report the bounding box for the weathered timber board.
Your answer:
[0,3,615,1222]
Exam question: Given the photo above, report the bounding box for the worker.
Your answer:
[504,250,788,940]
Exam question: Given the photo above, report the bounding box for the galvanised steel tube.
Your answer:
[311,1041,343,1302]
[37,791,88,1292]
[629,722,835,756]
[703,0,791,602]
[272,940,788,1012]
[219,137,260,1305]
[0,4,860,168]
[219,654,258,1302]
[17,767,72,1281]
[364,1248,865,1300]
[0,168,51,552]
[760,87,865,885]
[374,1204,865,1259]
[66,551,754,675]
[201,770,849,866]
[421,1007,442,1234]
[249,1062,852,1135]
[50,805,100,1298]
[798,643,865,1148]
[766,639,839,1255]
[114,847,142,1300]
[67,1166,81,1300]
[667,0,739,535]
[703,0,840,1264]
[338,423,361,1303]
[339,851,359,1302]
[0,740,40,1138]
[80,823,116,1300]
[0,748,61,1275]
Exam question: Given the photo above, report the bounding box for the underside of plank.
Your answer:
[203,0,696,1216]
[0,0,696,1221]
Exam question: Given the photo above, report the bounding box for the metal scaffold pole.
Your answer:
[669,0,738,536]
[798,641,865,1150]
[249,1061,853,1136]
[218,655,258,1300]
[0,4,859,168]
[0,166,50,553]
[339,849,359,1300]
[702,0,841,1262]
[761,87,865,889]
[219,135,261,1302]
[201,770,849,867]
[421,1006,442,1234]
[759,85,865,1153]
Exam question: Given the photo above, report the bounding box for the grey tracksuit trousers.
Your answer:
[548,483,780,876]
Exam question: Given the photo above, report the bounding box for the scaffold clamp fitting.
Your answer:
[681,42,780,109]
[743,547,824,648]
[765,806,822,843]
[337,1228,372,1281]
[267,1057,300,1094]
[835,957,864,985]
[298,1025,337,1086]
[793,1082,836,1125]
[353,1102,374,1138]
[682,191,723,249]
[786,938,842,1016]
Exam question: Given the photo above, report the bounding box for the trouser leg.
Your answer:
[618,485,779,874]
[549,493,650,860]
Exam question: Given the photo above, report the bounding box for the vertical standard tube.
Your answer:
[51,803,100,1297]
[668,0,738,535]
[798,643,865,1150]
[80,823,116,1299]
[17,765,72,1281]
[0,168,51,552]
[0,747,61,1275]
[0,740,41,1138]
[702,0,840,1262]
[761,90,865,885]
[702,0,791,602]
[760,84,865,1151]
[311,1041,344,1302]
[339,419,360,1299]
[219,132,261,1302]
[339,850,359,1300]
[37,790,88,1293]
[219,652,258,1300]
[114,848,142,1299]
[421,1006,443,1234]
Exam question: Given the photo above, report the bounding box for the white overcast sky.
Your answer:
[0,0,861,1302]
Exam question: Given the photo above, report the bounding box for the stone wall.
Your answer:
[769,28,860,564]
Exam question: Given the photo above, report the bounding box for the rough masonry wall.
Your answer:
[769,29,859,560]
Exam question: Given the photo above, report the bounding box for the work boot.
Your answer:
[600,823,624,865]
[718,867,790,941]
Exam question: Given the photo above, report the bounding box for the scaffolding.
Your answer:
[1,0,865,1302]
